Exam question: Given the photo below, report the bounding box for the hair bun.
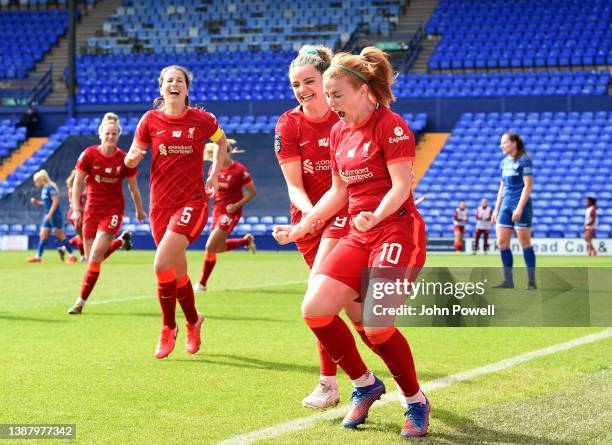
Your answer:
[102,112,119,122]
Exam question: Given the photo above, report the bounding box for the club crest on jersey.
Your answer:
[361,141,372,157]
[159,144,168,156]
[105,167,112,173]
[347,147,357,158]
[172,130,182,138]
[116,166,122,174]
[188,127,195,138]
[274,133,281,153]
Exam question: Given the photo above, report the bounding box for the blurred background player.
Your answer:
[492,132,536,289]
[126,65,229,359]
[60,169,86,262]
[473,198,492,254]
[584,196,597,256]
[68,113,146,314]
[26,169,77,263]
[453,200,468,253]
[275,47,429,437]
[194,139,257,292]
[274,45,354,410]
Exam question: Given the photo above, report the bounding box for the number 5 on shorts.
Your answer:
[180,207,193,224]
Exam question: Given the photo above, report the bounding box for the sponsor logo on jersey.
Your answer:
[339,166,374,182]
[94,175,119,184]
[274,133,281,152]
[188,127,195,138]
[299,140,309,147]
[158,144,193,155]
[156,130,166,135]
[388,130,410,144]
[172,130,182,138]
[302,159,314,174]
[318,138,329,147]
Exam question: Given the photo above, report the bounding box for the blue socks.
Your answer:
[62,238,74,254]
[500,248,513,284]
[523,247,536,284]
[36,239,47,258]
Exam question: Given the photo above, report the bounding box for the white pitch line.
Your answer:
[217,328,612,445]
[89,280,307,305]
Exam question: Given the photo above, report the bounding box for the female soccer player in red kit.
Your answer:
[275,45,356,409]
[194,141,257,291]
[63,169,86,262]
[68,113,146,314]
[125,65,228,359]
[275,48,430,437]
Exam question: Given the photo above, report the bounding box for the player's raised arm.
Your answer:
[125,140,147,168]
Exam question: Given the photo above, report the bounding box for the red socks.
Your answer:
[157,268,177,329]
[317,341,337,377]
[225,237,249,251]
[79,262,100,301]
[70,235,84,256]
[304,315,367,380]
[199,252,216,287]
[366,328,420,397]
[176,275,198,324]
[352,321,381,355]
[104,239,123,260]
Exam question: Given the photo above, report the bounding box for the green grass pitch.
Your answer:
[1,250,610,444]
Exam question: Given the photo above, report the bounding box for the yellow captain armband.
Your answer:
[210,127,224,142]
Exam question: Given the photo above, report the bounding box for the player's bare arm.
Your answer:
[206,133,228,195]
[71,169,87,228]
[127,176,146,222]
[512,175,533,221]
[125,140,147,168]
[280,160,314,214]
[492,180,505,224]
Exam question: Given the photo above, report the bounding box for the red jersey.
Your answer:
[135,107,222,210]
[330,105,416,216]
[275,106,339,224]
[76,145,137,215]
[209,160,252,209]
[454,208,469,227]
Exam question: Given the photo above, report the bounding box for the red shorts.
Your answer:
[454,225,465,234]
[83,212,122,240]
[150,204,208,246]
[296,213,351,269]
[318,213,427,295]
[211,206,242,233]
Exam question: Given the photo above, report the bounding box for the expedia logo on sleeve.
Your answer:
[389,126,410,144]
[274,133,282,153]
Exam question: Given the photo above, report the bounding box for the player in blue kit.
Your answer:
[26,170,77,263]
[491,132,536,289]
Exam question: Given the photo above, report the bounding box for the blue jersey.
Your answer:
[500,154,533,207]
[41,183,60,214]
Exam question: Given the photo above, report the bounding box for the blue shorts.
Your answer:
[41,212,64,230]
[497,201,532,229]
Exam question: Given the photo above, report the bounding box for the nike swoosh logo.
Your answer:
[299,141,309,146]
[157,130,166,135]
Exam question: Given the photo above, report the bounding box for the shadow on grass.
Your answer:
[0,313,67,323]
[399,407,576,445]
[172,353,322,374]
[86,312,290,323]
